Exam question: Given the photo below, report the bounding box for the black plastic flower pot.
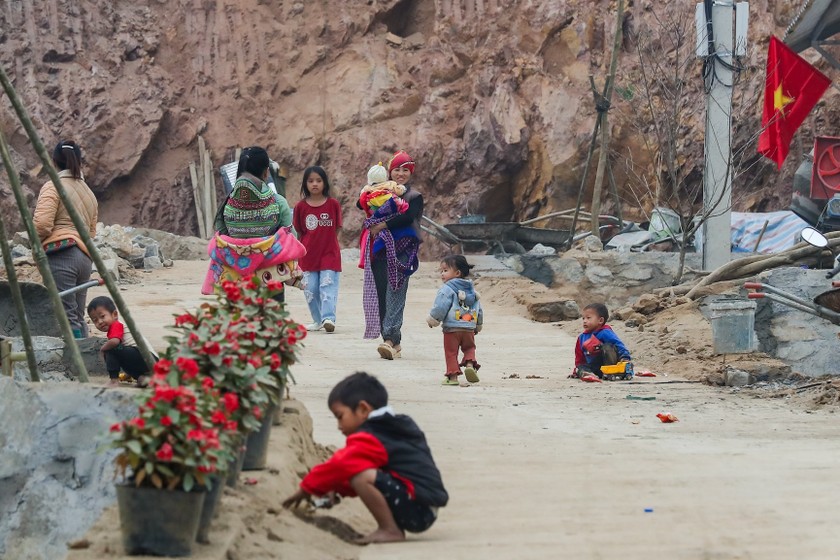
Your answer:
[225,439,246,488]
[196,478,224,544]
[116,484,205,556]
[242,403,276,471]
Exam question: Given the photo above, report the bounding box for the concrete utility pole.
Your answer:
[699,1,748,270]
[702,1,738,271]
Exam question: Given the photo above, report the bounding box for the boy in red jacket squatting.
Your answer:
[573,302,633,379]
[283,372,448,544]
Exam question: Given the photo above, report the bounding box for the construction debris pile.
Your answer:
[0,225,207,283]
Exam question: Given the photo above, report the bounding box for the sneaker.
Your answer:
[464,364,480,383]
[321,319,335,333]
[306,322,323,332]
[441,375,460,386]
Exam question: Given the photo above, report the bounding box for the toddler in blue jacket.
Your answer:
[427,255,483,386]
[573,302,633,379]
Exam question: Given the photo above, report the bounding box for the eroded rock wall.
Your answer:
[0,0,833,257]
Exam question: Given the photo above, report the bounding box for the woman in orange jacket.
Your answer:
[33,140,98,338]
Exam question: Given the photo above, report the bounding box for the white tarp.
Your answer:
[730,210,810,254]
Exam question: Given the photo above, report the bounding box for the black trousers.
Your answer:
[105,345,149,379]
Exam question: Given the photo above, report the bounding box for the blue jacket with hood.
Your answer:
[428,278,484,332]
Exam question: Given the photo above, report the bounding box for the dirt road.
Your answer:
[90,260,840,559]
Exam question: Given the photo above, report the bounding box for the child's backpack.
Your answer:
[453,290,479,324]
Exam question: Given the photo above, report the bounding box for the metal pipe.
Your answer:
[58,278,104,298]
[0,210,40,381]
[750,283,821,311]
[0,65,156,371]
[760,293,840,324]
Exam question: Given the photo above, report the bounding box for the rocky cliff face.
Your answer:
[0,0,833,255]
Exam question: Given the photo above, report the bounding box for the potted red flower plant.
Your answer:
[167,276,306,471]
[110,356,238,556]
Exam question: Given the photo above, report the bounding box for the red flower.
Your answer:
[202,341,221,356]
[202,377,214,390]
[223,283,242,302]
[153,359,172,376]
[248,357,262,369]
[246,276,258,290]
[266,280,284,293]
[211,410,227,424]
[160,415,173,427]
[156,443,174,462]
[225,420,238,432]
[110,422,122,432]
[222,393,240,413]
[188,332,200,346]
[153,385,178,403]
[270,353,282,370]
[187,429,206,442]
[176,357,199,380]
[188,413,203,427]
[253,405,263,420]
[129,417,145,429]
[174,313,196,327]
[222,356,234,367]
[198,464,216,473]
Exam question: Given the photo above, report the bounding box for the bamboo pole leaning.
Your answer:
[0,65,157,371]
[0,128,83,381]
[0,209,40,382]
[684,232,840,300]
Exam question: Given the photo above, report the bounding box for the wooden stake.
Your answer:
[0,65,156,373]
[203,148,215,236]
[0,211,40,381]
[590,0,625,237]
[189,161,205,238]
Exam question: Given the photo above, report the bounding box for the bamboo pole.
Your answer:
[0,65,157,371]
[0,128,86,381]
[0,212,39,381]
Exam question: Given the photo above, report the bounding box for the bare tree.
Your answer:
[612,6,762,284]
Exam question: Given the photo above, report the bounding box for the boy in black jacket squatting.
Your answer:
[283,372,448,544]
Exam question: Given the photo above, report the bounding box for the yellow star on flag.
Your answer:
[774,84,794,115]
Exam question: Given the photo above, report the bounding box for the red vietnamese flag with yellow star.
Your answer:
[758,36,831,169]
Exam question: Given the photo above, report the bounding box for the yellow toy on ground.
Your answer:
[599,361,634,381]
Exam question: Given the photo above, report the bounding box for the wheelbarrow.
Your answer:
[0,278,104,337]
[421,217,522,254]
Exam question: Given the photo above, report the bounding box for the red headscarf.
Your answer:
[387,150,415,175]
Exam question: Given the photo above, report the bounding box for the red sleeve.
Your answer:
[333,198,343,228]
[107,321,125,342]
[574,335,585,366]
[293,201,304,237]
[300,432,387,497]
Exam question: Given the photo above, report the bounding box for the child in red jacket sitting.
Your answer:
[283,372,448,544]
[573,302,633,379]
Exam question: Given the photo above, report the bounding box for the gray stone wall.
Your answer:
[0,378,134,559]
[753,267,840,376]
[500,250,704,308]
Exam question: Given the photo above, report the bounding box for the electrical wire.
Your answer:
[701,0,745,93]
